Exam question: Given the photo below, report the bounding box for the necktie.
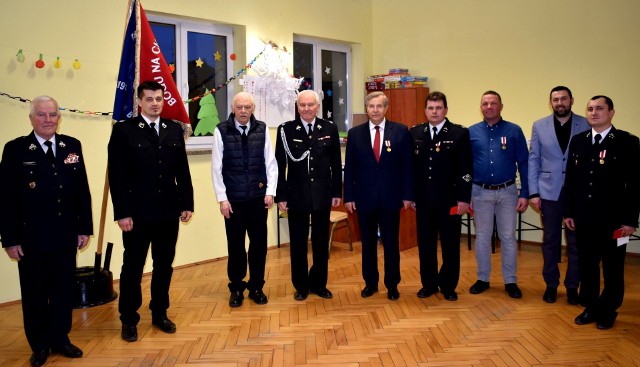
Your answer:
[373,126,381,162]
[594,133,602,145]
[240,125,248,144]
[150,122,158,136]
[44,140,55,164]
[307,123,313,138]
[432,126,438,139]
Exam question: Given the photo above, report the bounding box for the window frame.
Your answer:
[148,13,235,151]
[293,36,352,131]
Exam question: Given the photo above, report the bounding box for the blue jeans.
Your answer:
[472,183,519,284]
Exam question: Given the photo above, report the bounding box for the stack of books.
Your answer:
[365,68,428,91]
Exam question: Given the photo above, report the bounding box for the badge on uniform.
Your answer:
[161,122,167,129]
[58,141,66,148]
[435,142,441,152]
[258,182,264,188]
[29,144,37,151]
[138,122,145,129]
[501,136,507,150]
[385,140,391,152]
[599,149,606,164]
[29,181,36,189]
[64,153,80,164]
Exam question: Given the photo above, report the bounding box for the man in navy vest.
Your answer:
[212,92,278,307]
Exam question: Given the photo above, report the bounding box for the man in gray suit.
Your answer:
[528,86,589,304]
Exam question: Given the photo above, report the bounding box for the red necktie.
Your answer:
[373,126,380,162]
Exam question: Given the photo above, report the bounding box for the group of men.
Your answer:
[1,82,637,367]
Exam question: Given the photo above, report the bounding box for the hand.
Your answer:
[264,195,274,209]
[402,200,412,210]
[620,225,637,237]
[457,201,470,215]
[332,198,342,207]
[529,197,541,213]
[515,198,529,213]
[117,217,134,232]
[77,235,90,250]
[180,211,193,222]
[345,202,356,213]
[277,201,288,212]
[5,245,24,261]
[564,218,575,231]
[220,200,233,219]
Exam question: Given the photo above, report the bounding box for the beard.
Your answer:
[553,106,571,118]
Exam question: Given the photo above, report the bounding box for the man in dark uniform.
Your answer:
[410,91,472,301]
[108,81,194,342]
[344,91,413,301]
[0,96,93,367]
[275,90,342,301]
[211,92,278,308]
[564,95,639,330]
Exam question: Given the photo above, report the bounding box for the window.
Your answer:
[293,37,351,134]
[149,14,234,150]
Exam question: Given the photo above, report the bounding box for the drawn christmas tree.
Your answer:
[194,89,220,136]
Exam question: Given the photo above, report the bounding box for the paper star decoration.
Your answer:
[325,67,331,75]
[338,79,343,87]
[339,98,344,105]
[214,51,221,61]
[327,89,333,97]
[195,57,204,67]
[327,111,332,118]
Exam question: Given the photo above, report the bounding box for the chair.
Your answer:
[328,211,352,255]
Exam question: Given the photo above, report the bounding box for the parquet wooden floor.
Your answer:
[1,239,639,366]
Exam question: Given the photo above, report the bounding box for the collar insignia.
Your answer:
[29,143,37,151]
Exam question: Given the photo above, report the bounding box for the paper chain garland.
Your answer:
[2,44,278,116]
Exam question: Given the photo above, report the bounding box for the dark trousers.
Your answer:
[575,218,626,318]
[224,197,268,292]
[119,219,178,325]
[18,247,77,351]
[416,205,461,294]
[287,208,330,292]
[357,206,401,290]
[540,190,579,289]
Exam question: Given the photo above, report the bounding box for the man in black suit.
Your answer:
[0,96,92,366]
[108,81,194,342]
[275,90,342,301]
[410,91,472,302]
[564,95,639,330]
[343,91,413,300]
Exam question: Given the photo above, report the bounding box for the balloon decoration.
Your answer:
[35,54,45,69]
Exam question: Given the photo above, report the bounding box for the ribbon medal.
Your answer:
[385,140,391,152]
[435,142,441,152]
[599,149,606,165]
[501,136,507,150]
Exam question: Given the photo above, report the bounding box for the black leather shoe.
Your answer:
[387,288,400,300]
[505,283,522,299]
[30,350,49,367]
[566,288,580,305]
[248,289,268,305]
[543,287,557,303]
[442,291,458,301]
[361,286,378,298]
[294,290,308,301]
[51,343,83,358]
[121,324,138,342]
[417,288,438,298]
[575,311,596,325]
[596,312,618,330]
[310,288,333,299]
[229,291,244,308]
[152,316,177,334]
[469,280,490,294]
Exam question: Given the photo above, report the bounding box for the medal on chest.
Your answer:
[385,140,391,152]
[435,142,441,152]
[501,136,507,150]
[599,149,606,165]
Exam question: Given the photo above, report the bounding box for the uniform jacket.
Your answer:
[343,120,413,211]
[564,126,639,227]
[275,117,342,211]
[0,132,93,250]
[528,113,589,201]
[108,116,194,223]
[410,119,472,208]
